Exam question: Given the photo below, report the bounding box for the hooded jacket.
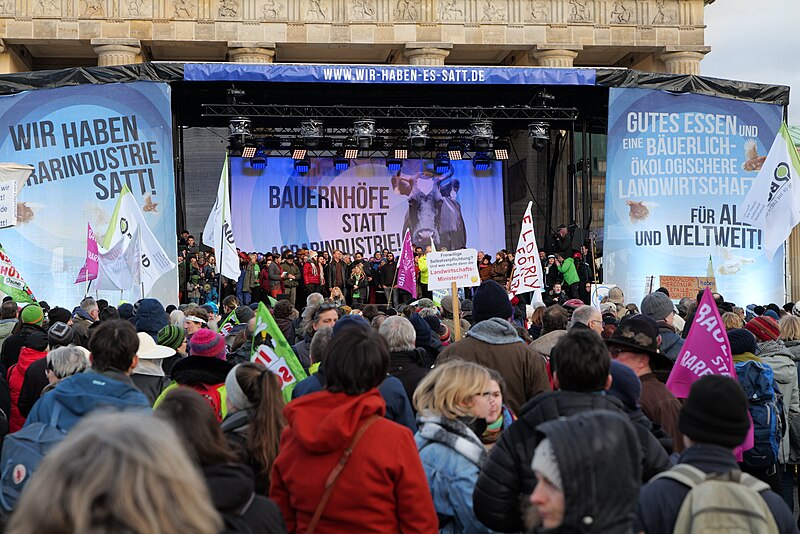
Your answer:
[534,410,642,534]
[25,370,150,432]
[132,298,169,340]
[781,339,800,464]
[0,319,16,354]
[155,356,233,420]
[756,340,800,464]
[1,323,45,371]
[437,318,551,413]
[8,346,47,432]
[636,444,797,534]
[269,389,438,533]
[474,391,669,533]
[388,348,432,405]
[203,463,287,534]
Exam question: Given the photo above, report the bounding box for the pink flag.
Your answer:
[396,229,417,299]
[75,223,99,284]
[666,289,735,397]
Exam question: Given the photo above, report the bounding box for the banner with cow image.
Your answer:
[603,87,783,308]
[230,157,505,256]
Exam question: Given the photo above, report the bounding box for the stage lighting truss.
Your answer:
[409,120,430,148]
[354,119,376,149]
[528,122,549,151]
[229,117,251,139]
[469,121,493,150]
[250,147,267,170]
[301,119,324,148]
[294,158,310,174]
[472,152,491,171]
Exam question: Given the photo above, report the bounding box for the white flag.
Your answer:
[97,226,142,291]
[508,201,545,301]
[203,156,239,280]
[741,123,800,261]
[101,185,175,295]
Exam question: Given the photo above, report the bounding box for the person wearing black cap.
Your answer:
[636,375,796,534]
[437,280,550,413]
[608,315,684,452]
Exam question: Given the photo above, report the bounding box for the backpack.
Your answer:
[652,464,779,534]
[735,360,784,466]
[0,402,67,512]
[188,382,227,422]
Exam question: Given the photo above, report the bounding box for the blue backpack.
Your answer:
[0,402,68,512]
[735,360,783,466]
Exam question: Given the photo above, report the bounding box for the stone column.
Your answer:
[660,46,711,75]
[403,42,453,66]
[531,46,582,67]
[91,39,142,67]
[227,42,277,63]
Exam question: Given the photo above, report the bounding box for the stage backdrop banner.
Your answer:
[0,81,177,305]
[604,87,783,307]
[230,158,505,255]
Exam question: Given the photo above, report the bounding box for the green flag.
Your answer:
[217,309,239,334]
[251,302,307,402]
[267,295,277,307]
[0,246,36,303]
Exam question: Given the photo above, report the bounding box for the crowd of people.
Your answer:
[0,229,799,533]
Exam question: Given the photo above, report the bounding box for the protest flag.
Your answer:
[203,155,240,281]
[396,228,417,299]
[251,302,308,402]
[0,246,36,303]
[217,309,239,335]
[100,185,175,295]
[508,201,544,302]
[75,223,99,284]
[97,226,142,293]
[741,123,800,261]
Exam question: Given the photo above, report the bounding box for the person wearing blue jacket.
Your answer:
[413,360,496,534]
[25,319,150,432]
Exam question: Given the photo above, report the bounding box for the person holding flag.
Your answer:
[250,301,308,402]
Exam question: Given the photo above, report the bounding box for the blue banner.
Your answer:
[604,87,783,307]
[230,157,505,256]
[0,81,177,306]
[184,63,596,85]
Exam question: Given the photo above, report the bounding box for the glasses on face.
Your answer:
[608,347,626,358]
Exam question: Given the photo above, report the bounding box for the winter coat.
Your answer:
[221,409,271,495]
[379,261,398,287]
[291,366,417,433]
[269,389,438,533]
[1,324,46,371]
[17,357,48,417]
[557,257,580,286]
[657,322,684,362]
[388,348,432,405]
[437,319,551,413]
[0,319,16,355]
[473,391,669,533]
[25,370,150,432]
[535,410,642,534]
[490,260,509,285]
[155,356,233,420]
[326,260,348,289]
[529,329,567,360]
[479,264,492,282]
[274,317,296,346]
[130,373,171,406]
[282,262,301,289]
[8,346,47,432]
[268,262,283,291]
[418,255,429,285]
[243,263,258,292]
[203,463,287,534]
[302,261,321,285]
[782,339,800,464]
[291,334,312,371]
[640,373,684,452]
[636,444,797,534]
[415,415,493,534]
[757,340,800,465]
[259,266,272,291]
[71,307,95,348]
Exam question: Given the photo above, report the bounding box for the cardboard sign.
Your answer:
[659,276,717,300]
[427,249,480,290]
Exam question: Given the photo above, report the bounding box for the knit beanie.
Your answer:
[764,310,780,321]
[679,375,750,449]
[608,360,641,412]
[188,328,226,360]
[745,316,780,342]
[157,325,185,351]
[728,328,757,355]
[641,292,674,321]
[531,438,562,491]
[21,305,44,326]
[332,314,370,337]
[472,280,513,323]
[47,306,72,326]
[409,313,433,347]
[225,364,254,412]
[47,322,74,347]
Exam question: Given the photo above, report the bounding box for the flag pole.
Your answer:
[387,229,407,308]
[217,155,228,305]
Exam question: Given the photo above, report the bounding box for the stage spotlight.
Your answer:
[334,156,350,171]
[435,153,451,174]
[294,158,310,174]
[472,152,491,171]
[386,158,402,172]
[250,148,267,170]
[470,121,493,150]
[354,119,375,149]
[528,122,549,152]
[228,117,251,138]
[447,141,463,161]
[493,140,509,160]
[241,143,257,158]
[292,147,307,160]
[301,119,323,148]
[392,148,408,159]
[409,120,429,148]
[342,137,359,159]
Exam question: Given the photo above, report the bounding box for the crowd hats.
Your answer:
[679,375,749,449]
[136,332,176,360]
[606,315,661,357]
[607,287,625,305]
[641,292,674,322]
[47,306,72,326]
[472,280,513,323]
[727,328,757,355]
[21,304,44,326]
[48,322,74,347]
[744,316,780,342]
[188,329,226,360]
[157,325,185,351]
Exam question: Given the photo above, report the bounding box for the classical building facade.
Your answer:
[0,0,713,73]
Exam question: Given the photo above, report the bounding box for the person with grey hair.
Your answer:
[72,296,99,348]
[569,305,603,335]
[308,326,333,373]
[44,345,89,392]
[380,316,431,404]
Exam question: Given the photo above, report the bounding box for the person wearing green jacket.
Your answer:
[418,247,430,299]
[555,254,580,298]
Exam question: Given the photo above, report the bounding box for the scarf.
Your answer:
[416,414,487,467]
[481,406,515,445]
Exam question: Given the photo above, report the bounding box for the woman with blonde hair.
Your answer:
[413,359,494,533]
[328,286,345,307]
[6,412,222,534]
[722,311,744,330]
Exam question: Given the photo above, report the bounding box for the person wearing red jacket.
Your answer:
[9,330,49,432]
[270,323,438,533]
[303,251,322,295]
